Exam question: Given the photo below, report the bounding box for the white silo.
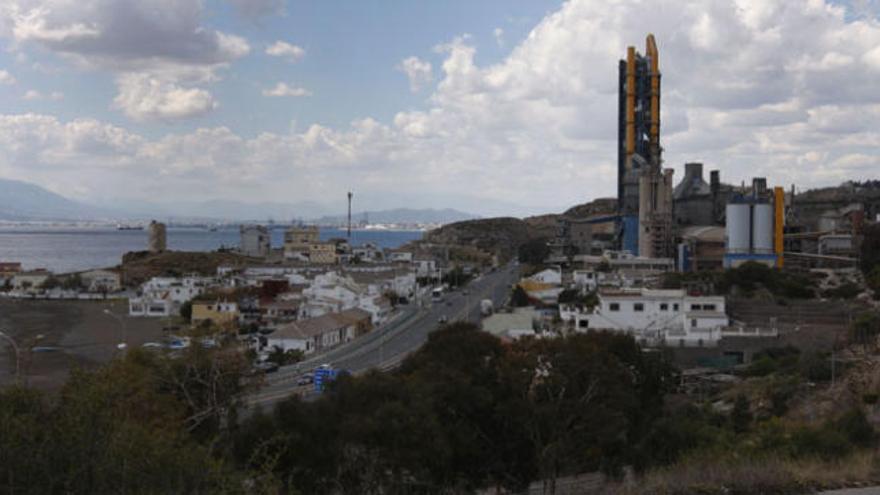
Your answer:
[725,203,750,254]
[752,203,774,254]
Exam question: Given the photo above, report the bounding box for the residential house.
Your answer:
[262,300,301,327]
[283,226,319,260]
[192,300,240,325]
[529,267,562,285]
[80,269,122,293]
[129,298,172,317]
[266,308,372,355]
[0,262,22,285]
[309,243,338,264]
[352,243,383,263]
[12,270,51,292]
[388,251,413,263]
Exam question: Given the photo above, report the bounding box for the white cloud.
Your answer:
[396,56,433,92]
[113,74,216,121]
[266,41,305,62]
[23,89,63,101]
[262,82,311,97]
[493,27,504,47]
[1,0,249,121]
[0,70,15,85]
[2,0,880,214]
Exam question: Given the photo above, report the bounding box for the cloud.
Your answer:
[23,90,63,101]
[396,56,433,92]
[262,82,311,97]
[265,41,305,62]
[2,0,880,215]
[0,70,15,85]
[1,0,249,121]
[493,27,504,47]
[113,74,216,121]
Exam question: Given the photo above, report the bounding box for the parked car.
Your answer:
[297,373,314,386]
[141,342,164,349]
[438,315,448,324]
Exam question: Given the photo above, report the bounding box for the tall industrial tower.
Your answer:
[617,34,673,258]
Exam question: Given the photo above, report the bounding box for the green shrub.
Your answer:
[789,426,851,460]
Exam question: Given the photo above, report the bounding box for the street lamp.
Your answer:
[103,309,128,352]
[0,330,21,384]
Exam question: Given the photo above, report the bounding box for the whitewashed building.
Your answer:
[80,269,121,293]
[562,288,729,347]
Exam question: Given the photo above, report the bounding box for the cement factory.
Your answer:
[553,34,873,272]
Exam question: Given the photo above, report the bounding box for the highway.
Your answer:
[246,263,520,409]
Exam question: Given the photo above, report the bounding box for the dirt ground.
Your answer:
[0,299,165,391]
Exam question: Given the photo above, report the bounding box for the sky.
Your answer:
[0,0,878,218]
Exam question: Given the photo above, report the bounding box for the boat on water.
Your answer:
[116,224,144,231]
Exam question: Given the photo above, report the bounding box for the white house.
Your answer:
[80,269,121,293]
[266,308,372,355]
[564,288,728,347]
[388,251,413,263]
[12,271,51,292]
[129,297,173,317]
[529,267,562,285]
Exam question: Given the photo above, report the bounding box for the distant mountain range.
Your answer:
[0,178,113,220]
[314,208,478,225]
[0,178,478,225]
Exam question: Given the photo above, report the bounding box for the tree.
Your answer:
[511,285,531,307]
[266,346,304,366]
[180,300,193,322]
[518,238,550,265]
[850,312,880,348]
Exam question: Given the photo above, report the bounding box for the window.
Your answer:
[703,304,716,311]
[634,303,644,312]
[660,303,668,311]
[691,319,698,327]
[609,303,620,311]
[579,319,588,329]
[690,304,701,311]
[673,303,679,311]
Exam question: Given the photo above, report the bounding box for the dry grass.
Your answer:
[603,451,880,495]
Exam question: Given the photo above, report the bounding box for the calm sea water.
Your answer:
[0,227,423,273]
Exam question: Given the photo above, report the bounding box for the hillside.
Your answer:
[422,197,618,259]
[0,178,110,220]
[118,250,259,286]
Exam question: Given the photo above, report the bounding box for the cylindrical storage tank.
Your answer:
[725,203,750,254]
[753,203,774,254]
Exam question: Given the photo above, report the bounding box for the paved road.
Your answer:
[247,263,521,409]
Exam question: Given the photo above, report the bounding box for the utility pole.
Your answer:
[347,191,353,240]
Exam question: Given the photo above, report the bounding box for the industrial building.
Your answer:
[722,180,785,268]
[617,34,674,258]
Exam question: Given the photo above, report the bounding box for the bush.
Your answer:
[799,352,831,382]
[834,409,876,449]
[789,426,851,461]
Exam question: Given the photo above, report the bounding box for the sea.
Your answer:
[0,227,423,274]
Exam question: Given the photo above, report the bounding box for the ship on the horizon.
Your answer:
[116,223,144,231]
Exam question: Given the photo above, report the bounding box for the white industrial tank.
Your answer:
[752,203,774,254]
[725,203,750,254]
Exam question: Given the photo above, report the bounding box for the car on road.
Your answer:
[142,342,164,350]
[253,362,279,374]
[297,373,314,386]
[462,289,469,295]
[438,315,448,324]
